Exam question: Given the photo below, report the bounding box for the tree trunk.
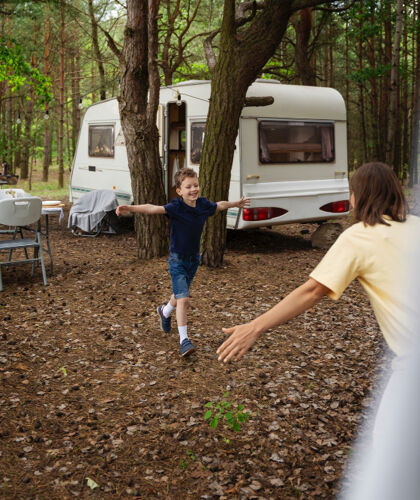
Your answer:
[58,0,65,188]
[357,6,367,162]
[21,99,33,179]
[6,87,13,171]
[385,0,403,174]
[118,0,168,259]
[71,45,81,156]
[292,8,317,86]
[366,7,380,161]
[43,5,51,182]
[200,0,323,266]
[401,9,409,177]
[88,0,106,100]
[409,0,420,186]
[14,117,21,175]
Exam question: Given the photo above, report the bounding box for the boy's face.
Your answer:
[176,175,200,204]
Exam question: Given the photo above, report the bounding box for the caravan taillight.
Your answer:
[319,200,349,213]
[243,207,288,221]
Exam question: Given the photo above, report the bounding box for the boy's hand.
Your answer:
[236,196,250,209]
[217,322,260,363]
[116,205,131,216]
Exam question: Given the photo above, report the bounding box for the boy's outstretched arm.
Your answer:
[216,196,250,212]
[116,204,166,216]
[217,278,330,363]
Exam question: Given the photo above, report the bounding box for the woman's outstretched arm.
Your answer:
[217,278,330,363]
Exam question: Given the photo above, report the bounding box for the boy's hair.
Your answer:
[174,167,198,189]
[350,162,407,226]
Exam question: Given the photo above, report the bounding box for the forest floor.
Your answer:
[0,200,389,499]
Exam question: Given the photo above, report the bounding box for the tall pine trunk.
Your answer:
[385,0,403,174]
[118,0,168,259]
[292,8,317,86]
[21,99,34,179]
[409,0,420,186]
[88,0,106,100]
[71,46,81,156]
[43,5,51,182]
[200,0,299,266]
[58,0,65,188]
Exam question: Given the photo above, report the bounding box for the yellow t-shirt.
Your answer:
[310,215,420,356]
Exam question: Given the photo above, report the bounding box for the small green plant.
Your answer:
[204,392,250,432]
[179,450,197,471]
[186,450,197,461]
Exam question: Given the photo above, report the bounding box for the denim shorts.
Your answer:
[168,252,201,299]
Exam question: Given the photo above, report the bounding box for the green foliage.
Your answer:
[349,64,391,83]
[173,62,211,83]
[204,392,250,433]
[0,38,52,104]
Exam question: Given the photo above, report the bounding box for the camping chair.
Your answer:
[68,189,132,237]
[0,197,47,291]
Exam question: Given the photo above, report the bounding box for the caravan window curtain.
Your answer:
[88,125,115,158]
[258,121,335,164]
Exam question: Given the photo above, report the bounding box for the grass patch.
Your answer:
[4,165,70,202]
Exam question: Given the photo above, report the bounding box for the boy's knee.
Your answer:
[177,297,190,308]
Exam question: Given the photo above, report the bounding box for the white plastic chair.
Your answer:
[0,197,47,291]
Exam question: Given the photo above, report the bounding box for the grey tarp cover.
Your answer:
[67,189,119,233]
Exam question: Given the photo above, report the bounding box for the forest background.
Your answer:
[0,0,419,222]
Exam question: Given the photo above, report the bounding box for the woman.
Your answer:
[218,162,420,495]
[217,162,420,363]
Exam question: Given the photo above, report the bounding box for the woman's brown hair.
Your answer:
[350,162,407,226]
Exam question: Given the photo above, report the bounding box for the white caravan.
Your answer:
[70,80,349,229]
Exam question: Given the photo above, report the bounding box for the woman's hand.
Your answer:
[217,322,261,363]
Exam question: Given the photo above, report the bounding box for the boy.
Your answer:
[116,167,250,356]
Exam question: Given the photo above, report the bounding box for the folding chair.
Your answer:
[0,197,47,291]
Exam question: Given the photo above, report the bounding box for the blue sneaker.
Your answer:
[180,338,195,357]
[157,305,171,333]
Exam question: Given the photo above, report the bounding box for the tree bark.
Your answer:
[118,0,168,259]
[88,0,106,100]
[200,0,333,267]
[385,0,403,174]
[292,8,317,85]
[20,98,33,180]
[409,0,420,186]
[43,5,51,182]
[58,0,65,188]
[71,45,81,158]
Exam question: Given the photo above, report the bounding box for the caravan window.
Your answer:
[190,122,206,164]
[88,125,115,158]
[259,121,335,164]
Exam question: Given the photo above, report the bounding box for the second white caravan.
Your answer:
[70,79,349,229]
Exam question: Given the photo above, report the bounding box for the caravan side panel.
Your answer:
[70,99,132,204]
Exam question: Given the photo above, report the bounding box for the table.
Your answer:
[40,206,64,275]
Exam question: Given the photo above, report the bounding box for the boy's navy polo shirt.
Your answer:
[164,197,217,255]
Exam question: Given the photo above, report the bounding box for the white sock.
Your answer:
[162,301,175,318]
[178,325,188,344]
